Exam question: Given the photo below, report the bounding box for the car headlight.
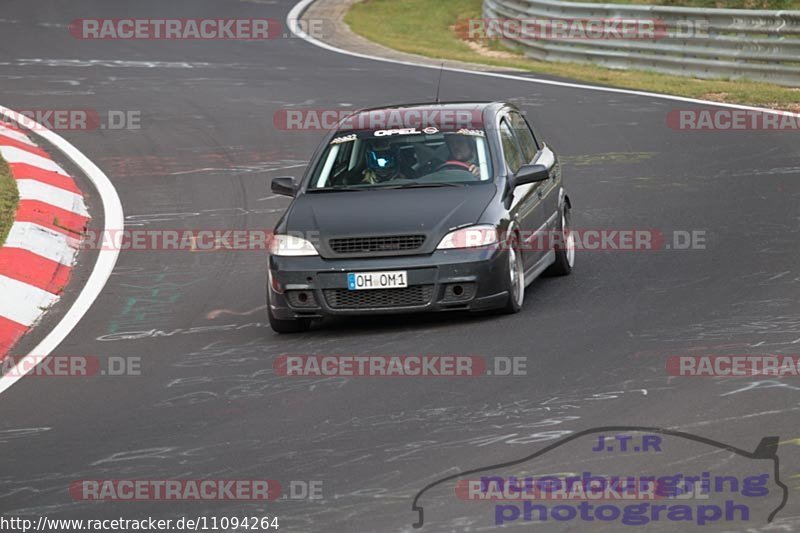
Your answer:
[436,224,499,250]
[269,234,319,256]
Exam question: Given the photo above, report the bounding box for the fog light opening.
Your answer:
[452,285,464,297]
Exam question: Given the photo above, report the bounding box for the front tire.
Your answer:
[545,205,574,276]
[501,234,525,314]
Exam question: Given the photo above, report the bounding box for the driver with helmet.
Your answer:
[439,134,481,177]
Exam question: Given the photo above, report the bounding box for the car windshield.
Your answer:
[307,128,493,190]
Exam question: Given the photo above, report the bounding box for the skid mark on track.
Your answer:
[96,148,302,178]
[637,313,800,349]
[96,322,268,342]
[680,407,800,428]
[561,151,656,167]
[168,161,306,176]
[90,447,178,466]
[206,305,267,320]
[720,380,800,397]
[125,205,286,227]
[0,427,51,443]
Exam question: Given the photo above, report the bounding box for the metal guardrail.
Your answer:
[482,0,800,86]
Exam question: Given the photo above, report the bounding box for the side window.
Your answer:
[509,112,539,163]
[333,141,353,173]
[498,118,525,175]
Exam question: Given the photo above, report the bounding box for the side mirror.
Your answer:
[271,176,297,197]
[513,164,550,186]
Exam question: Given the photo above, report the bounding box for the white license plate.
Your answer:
[347,270,408,290]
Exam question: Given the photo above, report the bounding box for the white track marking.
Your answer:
[4,222,79,265]
[0,275,60,326]
[0,105,124,395]
[0,145,67,174]
[16,179,89,216]
[287,0,800,119]
[0,125,37,146]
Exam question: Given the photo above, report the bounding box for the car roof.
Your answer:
[334,101,512,133]
[354,101,498,112]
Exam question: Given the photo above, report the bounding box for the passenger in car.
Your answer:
[362,140,410,184]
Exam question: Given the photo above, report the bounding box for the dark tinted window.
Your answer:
[509,112,539,163]
[499,119,525,174]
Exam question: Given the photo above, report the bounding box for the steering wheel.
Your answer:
[437,160,473,172]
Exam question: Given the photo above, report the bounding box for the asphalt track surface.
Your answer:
[1,1,799,531]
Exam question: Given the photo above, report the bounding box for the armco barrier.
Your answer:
[482,0,800,86]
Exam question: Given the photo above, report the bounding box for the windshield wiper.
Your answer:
[306,187,368,193]
[308,182,466,192]
[369,182,465,189]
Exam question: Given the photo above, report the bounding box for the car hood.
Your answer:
[283,185,497,258]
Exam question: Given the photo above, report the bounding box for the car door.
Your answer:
[498,115,546,269]
[510,111,560,233]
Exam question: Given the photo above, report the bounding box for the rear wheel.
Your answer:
[501,234,525,314]
[267,293,312,334]
[545,205,574,276]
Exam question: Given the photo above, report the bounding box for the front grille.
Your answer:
[329,235,425,255]
[324,286,434,309]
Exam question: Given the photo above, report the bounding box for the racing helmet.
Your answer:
[366,141,398,178]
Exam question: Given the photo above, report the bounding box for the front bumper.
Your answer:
[267,247,510,319]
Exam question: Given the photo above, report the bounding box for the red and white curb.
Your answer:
[0,122,90,357]
[0,106,121,396]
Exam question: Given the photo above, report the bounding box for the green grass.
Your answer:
[0,155,18,248]
[345,0,800,111]
[581,0,800,7]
